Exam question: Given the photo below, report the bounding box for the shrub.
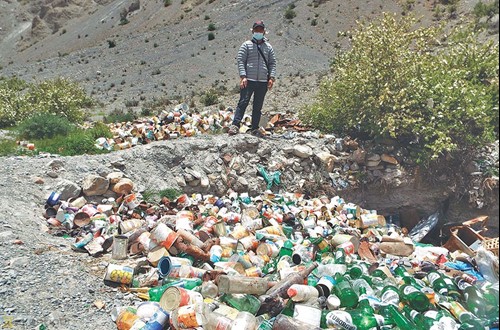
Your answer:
[159,188,182,200]
[0,140,17,156]
[87,121,113,139]
[473,0,499,18]
[34,129,105,156]
[301,14,499,163]
[208,32,215,41]
[0,77,91,127]
[17,113,73,140]
[208,23,216,31]
[201,89,218,106]
[164,0,172,6]
[104,109,136,123]
[285,6,297,20]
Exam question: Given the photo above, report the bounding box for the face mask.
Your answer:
[253,32,264,40]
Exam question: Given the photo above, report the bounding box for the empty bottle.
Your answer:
[220,293,261,315]
[333,273,358,308]
[287,284,319,302]
[384,304,416,330]
[399,284,430,312]
[218,275,274,295]
[272,314,322,330]
[427,270,462,300]
[231,311,257,330]
[265,262,318,299]
[402,305,435,330]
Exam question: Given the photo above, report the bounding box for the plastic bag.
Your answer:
[475,246,499,283]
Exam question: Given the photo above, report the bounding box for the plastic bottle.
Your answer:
[287,284,319,302]
[161,277,202,290]
[351,278,375,297]
[265,262,318,299]
[230,311,257,330]
[204,311,232,330]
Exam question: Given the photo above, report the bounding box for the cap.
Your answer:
[253,20,265,29]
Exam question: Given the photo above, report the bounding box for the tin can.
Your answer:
[143,308,170,330]
[159,287,191,311]
[112,235,128,260]
[214,221,227,237]
[104,264,134,285]
[150,223,178,249]
[337,241,355,255]
[316,276,335,297]
[120,219,144,234]
[46,191,61,207]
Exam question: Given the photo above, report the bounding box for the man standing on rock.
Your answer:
[228,20,277,138]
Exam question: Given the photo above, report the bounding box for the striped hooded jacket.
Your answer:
[237,38,277,82]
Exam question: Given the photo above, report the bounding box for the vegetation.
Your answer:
[285,4,297,20]
[104,108,137,123]
[208,32,215,41]
[301,14,499,163]
[200,89,219,106]
[473,0,499,18]
[0,77,91,128]
[159,188,182,200]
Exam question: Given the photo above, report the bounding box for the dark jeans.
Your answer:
[232,80,268,130]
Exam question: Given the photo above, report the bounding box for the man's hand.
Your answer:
[240,77,248,89]
[267,79,274,90]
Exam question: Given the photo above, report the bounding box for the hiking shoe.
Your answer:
[251,129,266,138]
[228,125,239,136]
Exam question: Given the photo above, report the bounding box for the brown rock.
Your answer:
[34,177,44,184]
[381,154,399,165]
[82,174,110,196]
[112,178,134,195]
[379,242,415,257]
[351,149,366,165]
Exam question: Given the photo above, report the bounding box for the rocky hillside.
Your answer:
[1,0,497,115]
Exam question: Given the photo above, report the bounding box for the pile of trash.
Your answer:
[95,104,308,151]
[41,178,500,330]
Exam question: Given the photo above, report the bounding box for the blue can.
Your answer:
[46,191,61,207]
[143,308,169,330]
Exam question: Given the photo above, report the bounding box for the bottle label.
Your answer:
[424,310,438,320]
[374,314,386,327]
[456,279,471,291]
[381,289,399,305]
[427,272,440,286]
[326,311,357,330]
[403,286,419,295]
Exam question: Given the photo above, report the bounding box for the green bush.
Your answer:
[208,23,216,31]
[0,140,17,156]
[87,121,113,139]
[17,113,73,140]
[301,14,499,163]
[208,32,215,41]
[104,109,137,123]
[473,0,499,17]
[159,188,182,200]
[0,77,91,128]
[285,6,297,20]
[33,129,108,156]
[201,89,218,106]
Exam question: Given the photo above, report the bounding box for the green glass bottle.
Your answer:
[348,310,387,330]
[278,240,294,258]
[348,262,369,279]
[455,277,492,319]
[445,300,486,327]
[385,304,416,330]
[427,271,462,300]
[281,298,295,317]
[402,305,435,330]
[333,273,358,308]
[311,236,330,254]
[220,293,261,315]
[334,248,346,264]
[161,277,202,290]
[379,285,401,306]
[399,284,431,312]
[356,287,375,314]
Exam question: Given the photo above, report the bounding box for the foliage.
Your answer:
[87,122,113,139]
[0,139,17,156]
[208,32,215,41]
[200,89,218,106]
[34,129,107,156]
[163,0,172,6]
[208,23,216,31]
[301,14,499,163]
[159,188,182,200]
[285,5,297,20]
[17,113,73,140]
[104,109,137,123]
[473,0,499,18]
[0,77,91,128]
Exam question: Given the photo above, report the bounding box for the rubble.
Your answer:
[40,174,499,329]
